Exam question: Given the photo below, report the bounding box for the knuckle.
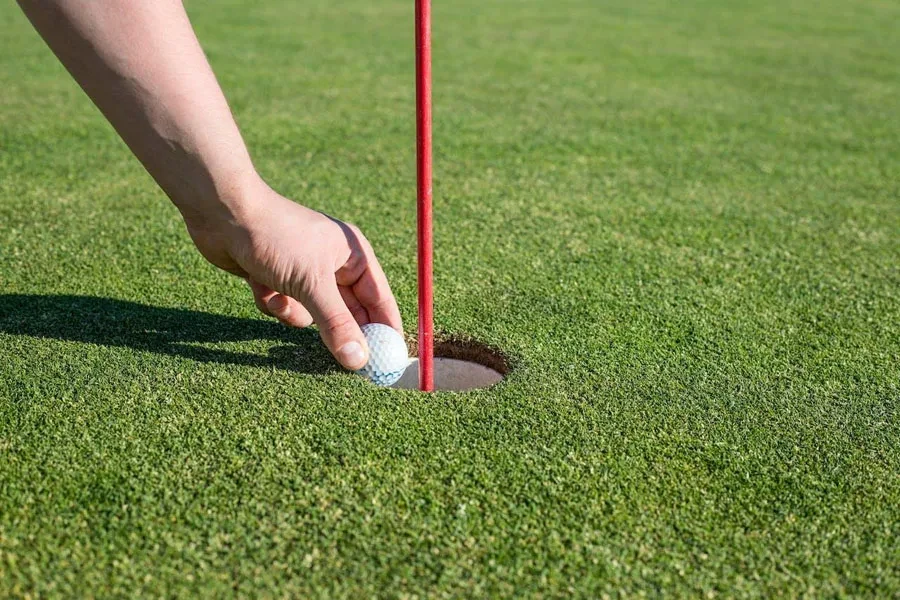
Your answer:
[335,259,366,287]
[293,269,331,300]
[346,223,372,250]
[348,304,368,324]
[346,250,367,272]
[319,311,357,334]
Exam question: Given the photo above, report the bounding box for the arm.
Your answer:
[18,0,402,370]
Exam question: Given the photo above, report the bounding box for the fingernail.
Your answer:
[338,341,366,369]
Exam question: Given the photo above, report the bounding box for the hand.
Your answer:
[184,178,402,370]
[17,0,404,369]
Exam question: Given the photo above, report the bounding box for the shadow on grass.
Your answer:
[0,294,339,375]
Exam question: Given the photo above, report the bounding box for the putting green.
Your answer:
[1,0,898,596]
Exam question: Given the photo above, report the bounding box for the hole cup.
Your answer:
[392,338,509,391]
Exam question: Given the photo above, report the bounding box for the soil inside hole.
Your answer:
[392,338,509,391]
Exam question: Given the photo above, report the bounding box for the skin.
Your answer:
[16,0,403,370]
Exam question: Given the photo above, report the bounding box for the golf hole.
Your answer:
[392,339,508,391]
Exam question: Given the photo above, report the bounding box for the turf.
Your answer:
[1,0,899,596]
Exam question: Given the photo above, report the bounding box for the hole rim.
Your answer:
[405,334,511,377]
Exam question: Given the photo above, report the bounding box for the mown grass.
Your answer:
[1,0,898,596]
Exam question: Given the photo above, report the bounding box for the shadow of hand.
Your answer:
[0,294,339,375]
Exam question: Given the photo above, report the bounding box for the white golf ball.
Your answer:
[357,323,410,386]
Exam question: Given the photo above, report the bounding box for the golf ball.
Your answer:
[357,323,410,386]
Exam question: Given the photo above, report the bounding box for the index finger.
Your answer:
[333,222,403,332]
[351,261,403,331]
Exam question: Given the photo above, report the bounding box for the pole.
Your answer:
[415,0,434,391]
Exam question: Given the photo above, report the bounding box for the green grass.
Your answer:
[1,0,899,596]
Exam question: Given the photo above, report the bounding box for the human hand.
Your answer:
[184,179,403,370]
[18,0,403,371]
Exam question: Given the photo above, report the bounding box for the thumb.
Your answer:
[305,279,369,370]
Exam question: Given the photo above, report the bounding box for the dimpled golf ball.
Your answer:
[357,323,409,386]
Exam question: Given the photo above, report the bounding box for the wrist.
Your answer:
[175,167,267,233]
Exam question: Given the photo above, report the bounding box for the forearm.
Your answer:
[18,0,403,369]
[18,0,259,223]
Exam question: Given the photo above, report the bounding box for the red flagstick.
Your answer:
[415,0,434,391]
